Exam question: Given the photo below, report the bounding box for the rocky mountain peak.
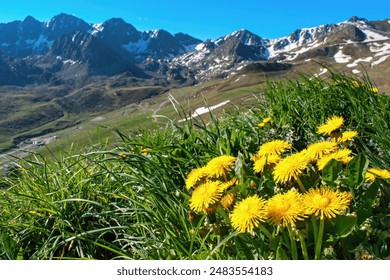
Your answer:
[347,16,368,23]
[174,33,202,48]
[92,17,140,46]
[44,13,90,40]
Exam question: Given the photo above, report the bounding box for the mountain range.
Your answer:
[0,14,389,149]
[1,14,389,86]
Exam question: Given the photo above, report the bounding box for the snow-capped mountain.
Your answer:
[168,16,390,81]
[0,14,389,86]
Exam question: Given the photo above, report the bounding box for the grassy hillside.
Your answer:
[1,70,390,260]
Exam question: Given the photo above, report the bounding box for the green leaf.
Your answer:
[326,215,357,240]
[269,235,282,251]
[356,182,380,226]
[1,231,19,260]
[322,159,343,187]
[234,151,245,180]
[276,243,289,260]
[235,235,255,259]
[345,154,369,189]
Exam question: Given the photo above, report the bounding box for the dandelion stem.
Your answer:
[295,177,306,193]
[315,219,325,260]
[223,171,228,182]
[311,215,318,244]
[298,231,309,260]
[287,225,298,260]
[258,223,273,241]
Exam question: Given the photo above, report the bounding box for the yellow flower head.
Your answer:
[317,116,344,136]
[257,117,272,128]
[253,154,281,173]
[230,195,268,233]
[303,186,352,220]
[220,177,238,191]
[273,151,309,184]
[185,167,208,189]
[262,117,272,124]
[317,149,353,170]
[142,148,152,155]
[370,87,379,93]
[220,192,235,210]
[365,168,390,182]
[337,131,358,143]
[257,140,291,157]
[206,155,236,178]
[189,181,222,213]
[306,141,338,162]
[351,80,362,88]
[267,189,306,227]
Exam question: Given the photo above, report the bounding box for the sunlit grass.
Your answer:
[1,69,389,259]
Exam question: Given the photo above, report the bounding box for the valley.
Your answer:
[0,14,389,155]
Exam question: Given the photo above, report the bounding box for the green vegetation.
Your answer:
[1,70,389,259]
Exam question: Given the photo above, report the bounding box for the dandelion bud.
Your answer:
[220,193,235,210]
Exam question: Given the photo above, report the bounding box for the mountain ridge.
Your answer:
[0,14,389,88]
[0,14,389,149]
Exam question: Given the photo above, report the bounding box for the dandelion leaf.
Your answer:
[1,231,20,260]
[346,154,369,189]
[322,159,343,188]
[357,181,380,226]
[326,215,357,240]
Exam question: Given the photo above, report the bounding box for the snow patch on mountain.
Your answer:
[371,55,389,66]
[334,48,352,63]
[370,42,390,56]
[123,37,150,53]
[363,30,389,42]
[178,100,230,122]
[91,23,104,35]
[347,57,373,67]
[32,34,53,51]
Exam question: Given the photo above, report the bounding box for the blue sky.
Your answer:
[1,0,389,40]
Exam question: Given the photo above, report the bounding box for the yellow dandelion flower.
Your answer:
[258,117,272,126]
[303,186,352,219]
[220,193,235,210]
[317,116,344,136]
[273,151,309,184]
[365,168,390,182]
[220,177,238,191]
[267,189,306,227]
[185,167,208,189]
[206,155,236,178]
[257,117,272,128]
[230,195,268,233]
[359,250,375,260]
[351,80,362,88]
[253,154,281,173]
[142,148,152,155]
[370,87,379,93]
[189,181,223,213]
[306,141,338,162]
[336,131,358,143]
[257,140,291,157]
[263,117,272,123]
[317,149,353,170]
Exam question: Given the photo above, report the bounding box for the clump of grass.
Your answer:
[0,70,389,259]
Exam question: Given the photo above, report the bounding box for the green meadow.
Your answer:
[1,70,389,260]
